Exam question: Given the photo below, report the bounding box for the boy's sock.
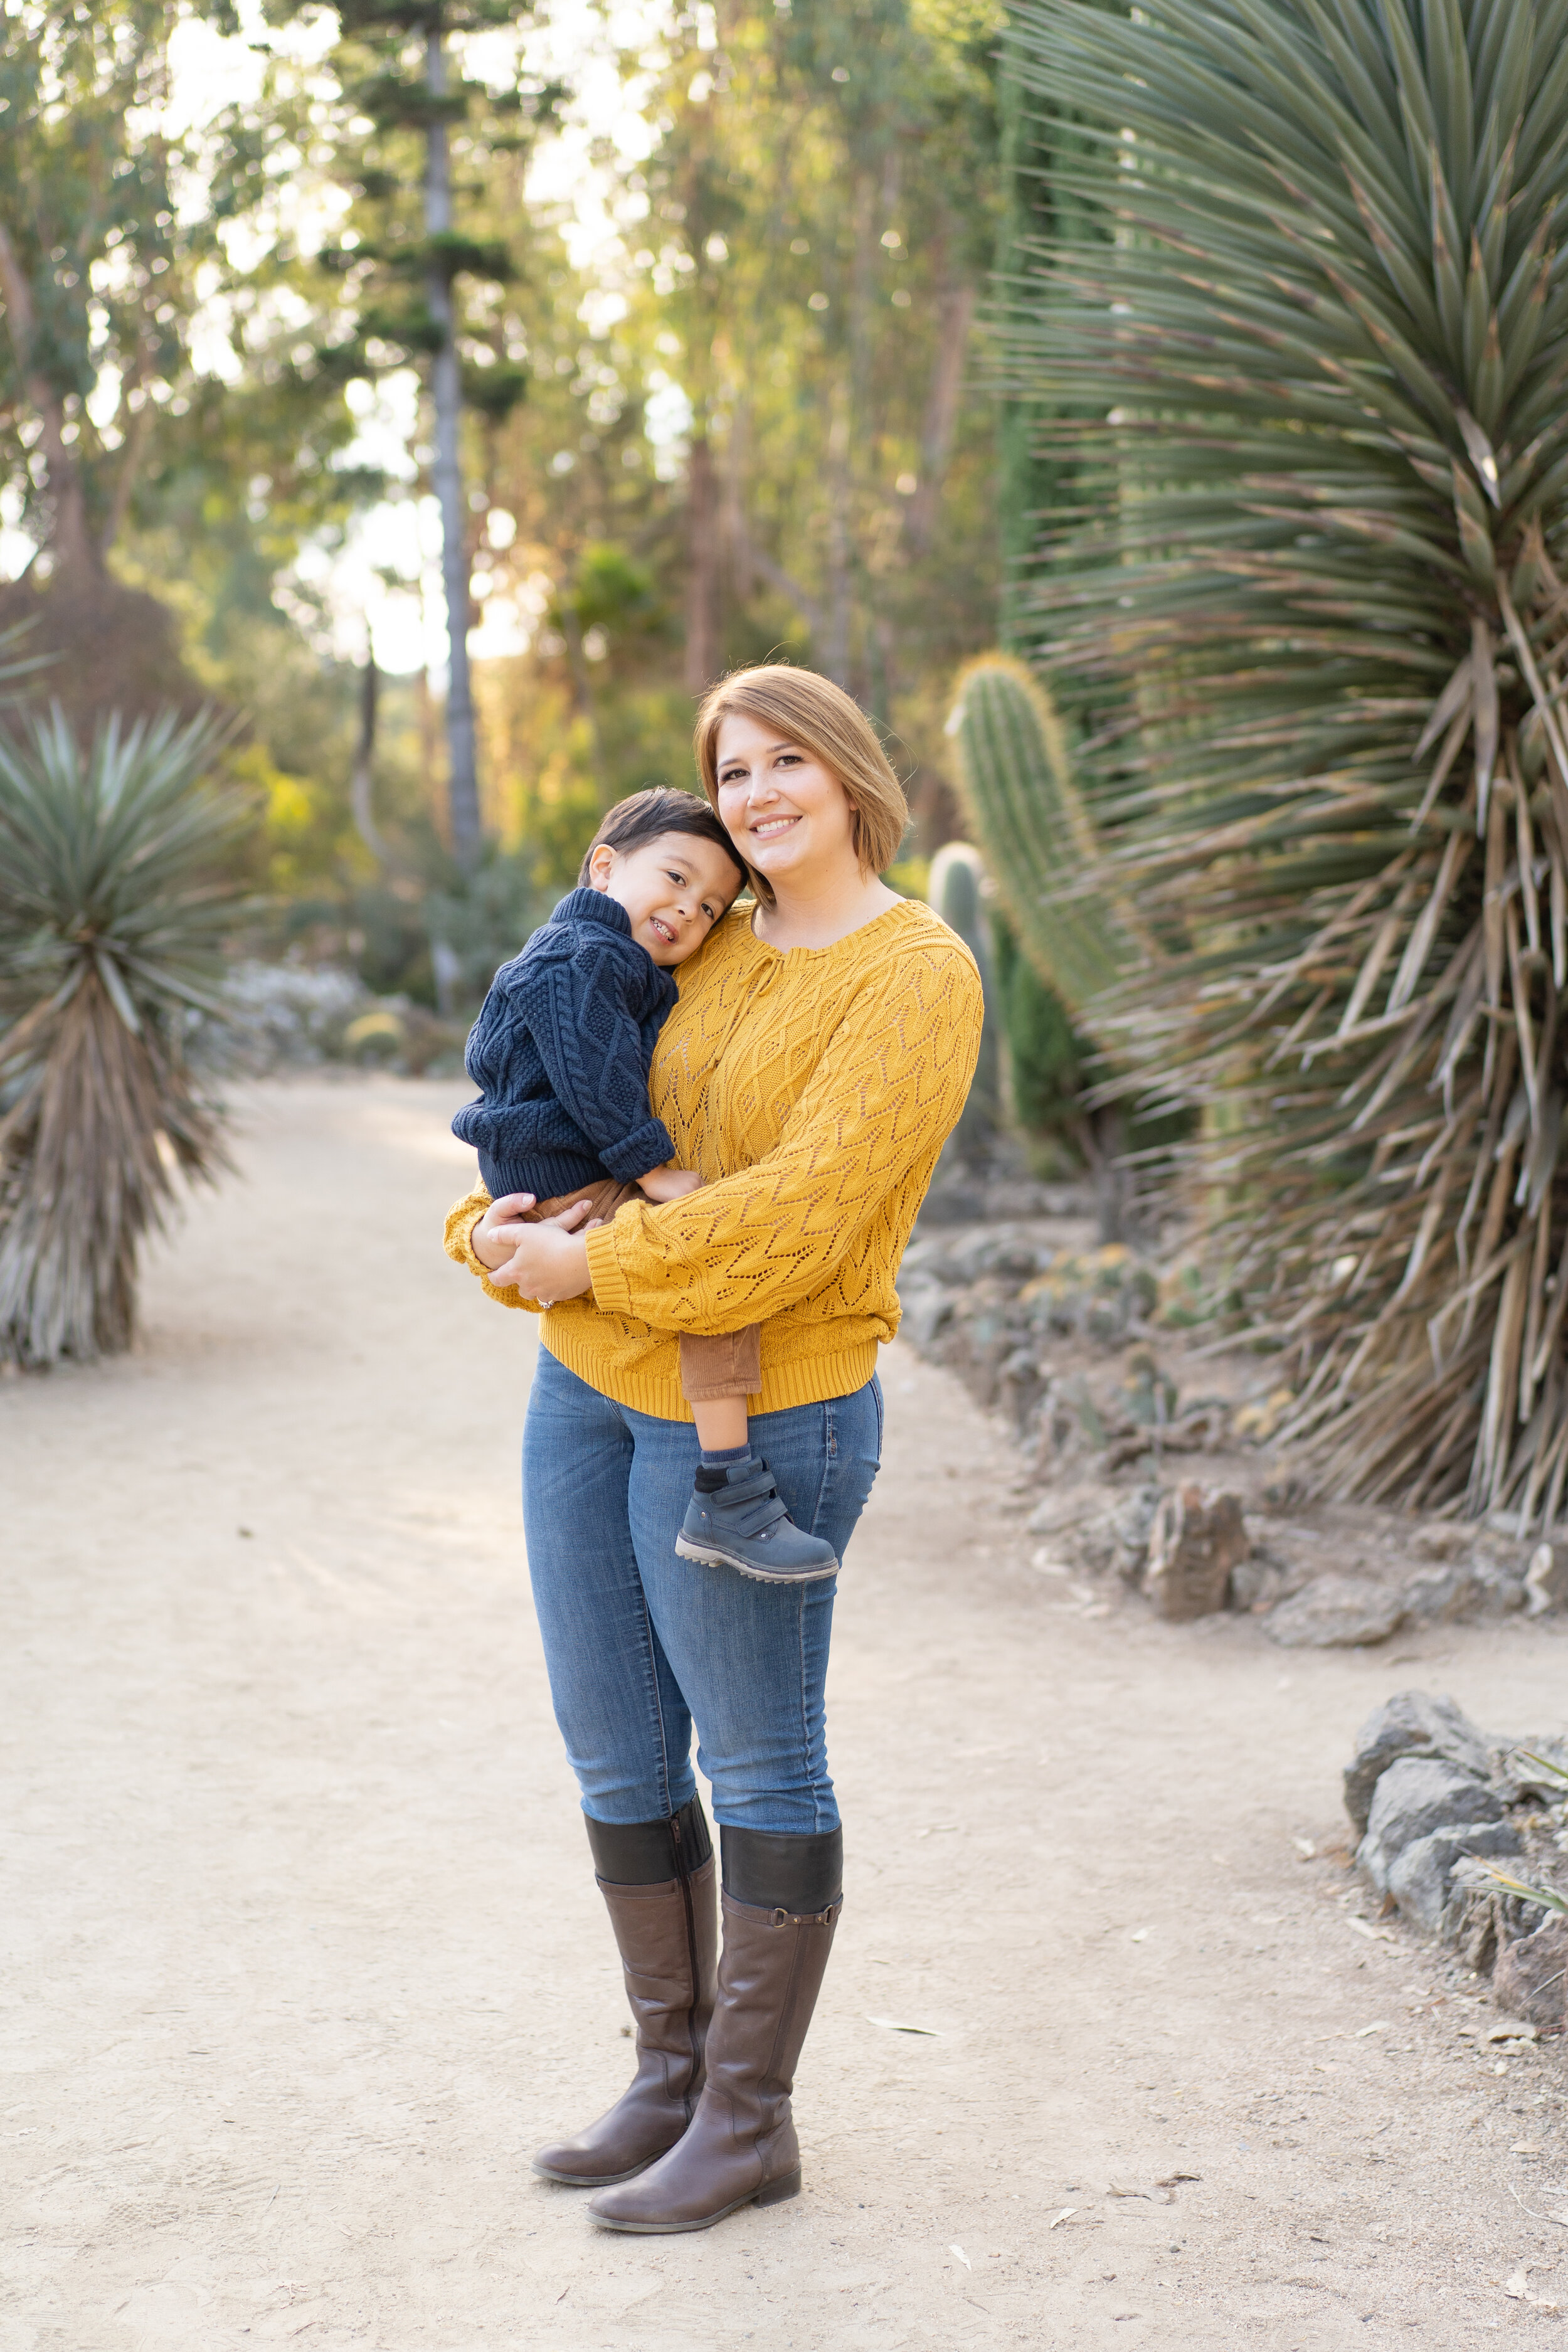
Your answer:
[695,1442,751,1491]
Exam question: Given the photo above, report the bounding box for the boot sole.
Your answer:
[674,1535,837,1583]
[531,2151,667,2188]
[589,2168,802,2233]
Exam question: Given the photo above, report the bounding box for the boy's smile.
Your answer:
[587,830,746,967]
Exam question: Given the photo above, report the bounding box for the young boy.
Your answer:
[452,787,839,1584]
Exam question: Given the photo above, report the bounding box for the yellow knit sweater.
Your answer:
[443,895,982,1419]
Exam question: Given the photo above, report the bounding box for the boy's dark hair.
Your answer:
[577,786,750,891]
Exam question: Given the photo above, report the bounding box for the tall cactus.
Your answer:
[946,654,1150,1020]
[928,840,1000,1158]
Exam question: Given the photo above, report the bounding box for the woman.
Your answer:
[444,664,982,2234]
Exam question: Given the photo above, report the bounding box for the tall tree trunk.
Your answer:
[425,27,482,872]
[560,599,608,788]
[350,652,389,865]
[822,383,852,687]
[723,404,753,603]
[0,222,100,588]
[904,240,975,558]
[684,430,721,694]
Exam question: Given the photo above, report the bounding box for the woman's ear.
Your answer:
[586,842,615,891]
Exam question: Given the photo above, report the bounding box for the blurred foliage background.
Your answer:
[0,0,1010,1017]
[13,0,1564,1530]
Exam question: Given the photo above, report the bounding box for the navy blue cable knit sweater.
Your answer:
[452,887,679,1201]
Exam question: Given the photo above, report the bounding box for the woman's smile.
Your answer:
[714,712,856,886]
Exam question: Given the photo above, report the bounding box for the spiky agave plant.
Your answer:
[999,0,1568,1523]
[0,707,250,1364]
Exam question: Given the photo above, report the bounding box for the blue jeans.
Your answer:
[521,1347,883,1835]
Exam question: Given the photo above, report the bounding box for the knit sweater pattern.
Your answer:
[451,886,679,1201]
[443,895,983,1420]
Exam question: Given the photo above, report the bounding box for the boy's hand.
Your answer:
[636,1164,703,1202]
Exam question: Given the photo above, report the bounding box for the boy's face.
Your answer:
[588,832,743,967]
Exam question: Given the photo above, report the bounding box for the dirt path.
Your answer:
[6,1076,1568,2351]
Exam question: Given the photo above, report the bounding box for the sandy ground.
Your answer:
[6,1077,1568,2352]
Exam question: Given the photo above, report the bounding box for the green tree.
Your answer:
[321,0,553,869]
[611,0,1003,766]
[0,2,391,736]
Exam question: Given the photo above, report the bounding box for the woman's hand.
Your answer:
[470,1192,595,1301]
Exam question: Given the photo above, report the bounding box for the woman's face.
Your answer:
[713,711,856,893]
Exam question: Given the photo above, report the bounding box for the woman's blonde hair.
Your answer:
[692,665,909,899]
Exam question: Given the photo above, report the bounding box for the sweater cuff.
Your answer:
[585,1220,635,1318]
[443,1189,541,1313]
[599,1116,676,1184]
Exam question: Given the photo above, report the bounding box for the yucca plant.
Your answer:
[999,0,1568,1523]
[0,708,250,1365]
[1484,1868,1568,1919]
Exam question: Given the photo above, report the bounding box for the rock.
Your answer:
[1228,1555,1285,1613]
[1440,1857,1550,1974]
[1384,1821,1522,1933]
[1027,1490,1084,1539]
[917,1180,987,1227]
[1259,1472,1311,1513]
[900,1286,953,1350]
[1526,1542,1568,1617]
[1143,1485,1249,1622]
[1493,1917,1568,2028]
[897,1236,952,1285]
[1401,1562,1482,1624]
[1411,1522,1473,1562]
[1358,1756,1501,1889]
[1442,1859,1507,1973]
[1498,1737,1568,1801]
[941,1227,1051,1286]
[997,1346,1046,1434]
[1264,1574,1406,1651]
[1342,1690,1493,1833]
[1072,1485,1163,1583]
[1471,1559,1527,1614]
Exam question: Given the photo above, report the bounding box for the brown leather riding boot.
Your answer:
[532,1801,717,2188]
[587,1825,842,2233]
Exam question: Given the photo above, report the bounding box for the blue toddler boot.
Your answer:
[675,1458,839,1583]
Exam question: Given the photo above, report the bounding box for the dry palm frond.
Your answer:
[1000,0,1568,1524]
[0,707,250,1364]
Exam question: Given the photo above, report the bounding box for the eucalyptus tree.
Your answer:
[630,0,1002,713]
[0,0,201,594]
[0,1,374,725]
[326,0,547,870]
